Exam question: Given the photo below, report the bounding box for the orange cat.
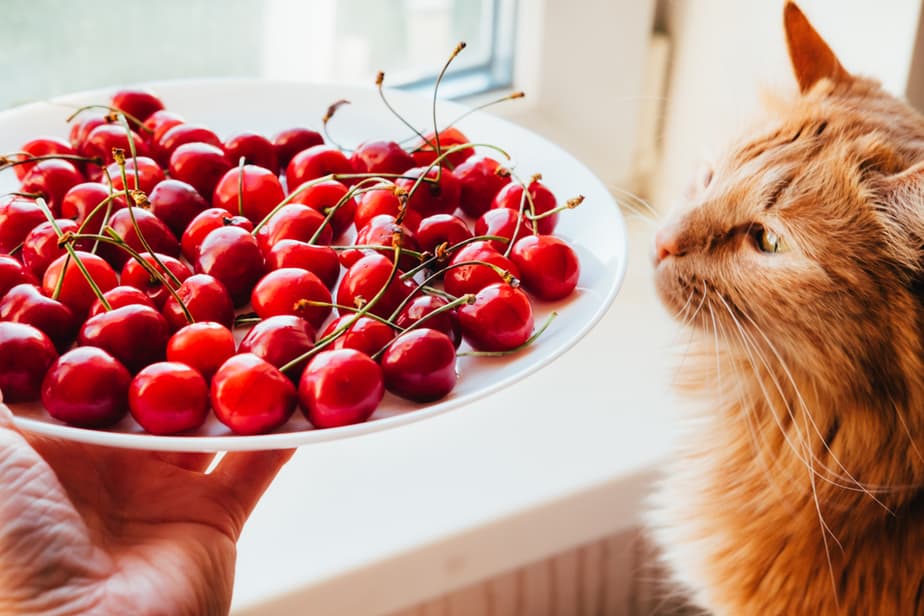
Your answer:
[650,3,924,614]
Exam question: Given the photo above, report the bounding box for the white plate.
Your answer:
[1,79,628,451]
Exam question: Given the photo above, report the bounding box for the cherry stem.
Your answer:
[64,104,152,134]
[527,195,584,222]
[34,197,112,311]
[322,99,353,153]
[115,113,142,191]
[75,190,121,254]
[421,285,456,302]
[432,42,467,168]
[397,91,526,147]
[504,181,531,258]
[457,311,558,358]
[376,71,435,152]
[332,244,424,260]
[236,156,246,218]
[305,178,388,245]
[370,292,475,360]
[0,153,104,173]
[291,300,398,328]
[400,234,509,280]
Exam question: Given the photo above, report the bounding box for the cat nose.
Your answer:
[653,224,685,265]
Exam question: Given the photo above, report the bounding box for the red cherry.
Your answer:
[381,328,457,402]
[0,322,58,403]
[394,166,461,218]
[273,127,324,173]
[0,196,46,254]
[60,182,126,234]
[20,160,85,213]
[41,346,131,427]
[148,179,209,237]
[238,315,315,382]
[264,240,340,290]
[161,274,234,331]
[255,204,333,252]
[0,284,77,353]
[336,253,414,319]
[298,349,384,428]
[104,156,165,195]
[155,124,222,167]
[394,294,461,348]
[288,179,356,238]
[492,178,559,235]
[212,164,286,224]
[454,156,512,218]
[474,208,534,253]
[350,140,415,175]
[0,256,38,298]
[78,304,170,373]
[69,115,107,150]
[166,322,236,381]
[338,248,372,270]
[97,207,179,269]
[13,137,76,181]
[110,88,164,123]
[142,110,184,146]
[443,240,520,297]
[42,250,119,316]
[129,362,209,435]
[80,124,149,178]
[251,267,332,330]
[353,184,421,232]
[181,207,253,262]
[195,226,265,306]
[319,315,395,357]
[224,132,278,172]
[411,127,474,169]
[353,214,419,271]
[120,252,191,308]
[169,142,232,201]
[21,219,91,278]
[211,353,297,435]
[510,235,580,301]
[88,285,157,317]
[286,145,353,192]
[458,283,534,351]
[415,214,473,254]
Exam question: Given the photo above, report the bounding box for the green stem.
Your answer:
[65,104,152,133]
[400,234,510,281]
[458,312,558,357]
[0,153,103,172]
[370,293,474,360]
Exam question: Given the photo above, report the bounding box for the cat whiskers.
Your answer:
[611,188,660,228]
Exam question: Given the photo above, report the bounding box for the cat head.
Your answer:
[654,2,924,403]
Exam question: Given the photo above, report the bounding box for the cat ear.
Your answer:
[783,2,851,93]
[877,163,924,267]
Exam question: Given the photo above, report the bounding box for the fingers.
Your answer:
[210,448,296,537]
[152,451,218,473]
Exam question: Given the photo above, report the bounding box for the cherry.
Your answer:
[41,346,131,428]
[443,240,520,297]
[353,214,419,271]
[474,208,534,253]
[394,295,461,348]
[88,285,157,317]
[42,250,119,316]
[69,115,107,150]
[161,274,234,331]
[110,88,164,123]
[251,267,332,330]
[0,284,77,353]
[350,140,415,175]
[381,328,457,402]
[298,349,384,428]
[264,240,340,290]
[273,127,324,173]
[286,145,353,192]
[169,142,232,201]
[60,182,126,234]
[195,226,265,306]
[129,362,210,435]
[238,315,315,382]
[120,252,191,307]
[336,253,414,319]
[12,137,76,181]
[288,179,356,238]
[148,179,209,237]
[454,156,511,218]
[354,184,421,232]
[224,132,278,172]
[104,155,165,195]
[394,166,461,218]
[415,214,472,254]
[181,207,253,262]
[0,322,58,403]
[97,207,179,269]
[510,235,580,301]
[319,315,395,357]
[211,353,297,435]
[458,283,534,351]
[166,321,236,381]
[492,177,559,235]
[80,124,149,177]
[0,256,37,297]
[0,196,45,254]
[21,219,91,278]
[155,124,222,167]
[212,164,285,224]
[255,204,333,252]
[411,127,474,169]
[20,160,85,213]
[142,110,184,146]
[78,304,170,373]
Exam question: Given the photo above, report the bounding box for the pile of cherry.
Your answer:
[0,87,581,436]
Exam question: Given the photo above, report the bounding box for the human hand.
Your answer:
[0,394,293,616]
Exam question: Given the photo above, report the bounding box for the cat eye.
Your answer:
[755,227,784,253]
